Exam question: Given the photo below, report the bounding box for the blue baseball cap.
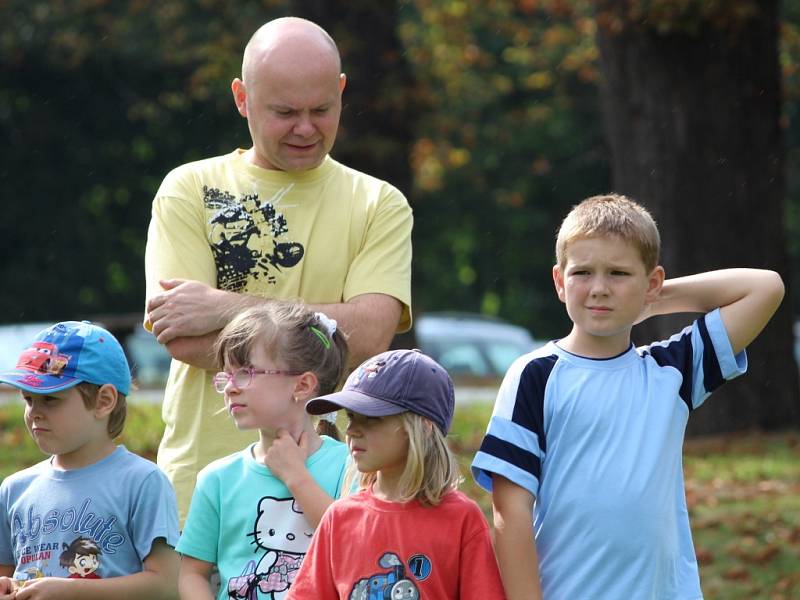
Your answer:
[306,349,455,434]
[0,321,131,395]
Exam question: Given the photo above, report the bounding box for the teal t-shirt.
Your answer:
[177,436,347,599]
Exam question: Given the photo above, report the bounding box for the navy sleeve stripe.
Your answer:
[642,330,694,413]
[511,355,557,453]
[698,315,725,393]
[478,434,542,480]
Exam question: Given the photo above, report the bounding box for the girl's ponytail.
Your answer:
[311,322,348,441]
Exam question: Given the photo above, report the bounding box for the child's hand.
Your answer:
[0,576,16,599]
[264,429,309,485]
[12,576,70,600]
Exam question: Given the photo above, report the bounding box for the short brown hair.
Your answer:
[555,194,661,271]
[75,382,127,439]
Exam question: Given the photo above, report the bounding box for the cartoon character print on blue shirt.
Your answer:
[60,536,103,579]
[227,497,313,600]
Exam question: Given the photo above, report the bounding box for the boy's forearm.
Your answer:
[651,269,781,316]
[648,269,784,353]
[494,524,542,600]
[492,477,542,600]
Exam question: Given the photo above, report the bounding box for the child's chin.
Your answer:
[231,418,254,430]
[34,442,53,456]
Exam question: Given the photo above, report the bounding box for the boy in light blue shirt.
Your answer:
[0,321,179,599]
[472,194,784,599]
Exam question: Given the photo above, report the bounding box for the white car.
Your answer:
[412,312,543,381]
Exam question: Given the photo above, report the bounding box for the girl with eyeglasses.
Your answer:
[177,302,349,600]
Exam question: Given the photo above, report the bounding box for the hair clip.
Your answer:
[310,327,331,349]
[314,312,337,337]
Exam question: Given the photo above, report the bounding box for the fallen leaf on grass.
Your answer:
[737,543,781,565]
[694,546,714,565]
[693,515,722,530]
[722,565,750,581]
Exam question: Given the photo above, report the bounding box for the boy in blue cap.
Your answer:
[0,321,180,599]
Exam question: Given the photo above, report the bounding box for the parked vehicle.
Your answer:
[123,327,172,388]
[409,312,543,382]
[0,319,172,392]
[1,311,544,394]
[795,320,800,366]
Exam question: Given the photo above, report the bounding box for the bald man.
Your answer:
[144,17,412,521]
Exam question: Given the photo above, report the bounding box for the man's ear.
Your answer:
[93,384,118,419]
[231,78,248,117]
[645,265,665,304]
[552,264,566,303]
[293,372,320,403]
[339,72,347,93]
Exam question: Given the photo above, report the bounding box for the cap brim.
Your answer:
[0,371,81,394]
[306,390,405,418]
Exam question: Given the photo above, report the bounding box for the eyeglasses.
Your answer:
[212,367,302,393]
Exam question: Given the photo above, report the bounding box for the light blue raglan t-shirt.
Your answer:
[472,309,747,600]
[0,445,179,582]
[177,436,348,600]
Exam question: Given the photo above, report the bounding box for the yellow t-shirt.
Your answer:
[144,150,412,521]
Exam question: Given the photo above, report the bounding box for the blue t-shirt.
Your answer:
[177,436,348,600]
[472,309,747,600]
[0,446,179,582]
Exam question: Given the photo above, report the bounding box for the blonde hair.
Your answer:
[345,412,461,506]
[75,382,127,439]
[555,193,661,271]
[215,302,349,440]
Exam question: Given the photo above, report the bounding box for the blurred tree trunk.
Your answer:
[289,0,420,195]
[595,0,799,434]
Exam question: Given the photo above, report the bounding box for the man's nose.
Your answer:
[293,113,315,137]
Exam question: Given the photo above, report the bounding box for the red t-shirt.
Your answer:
[287,489,506,599]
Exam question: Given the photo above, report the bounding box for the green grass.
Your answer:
[0,401,166,477]
[2,400,798,599]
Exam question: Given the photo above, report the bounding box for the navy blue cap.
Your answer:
[306,349,455,434]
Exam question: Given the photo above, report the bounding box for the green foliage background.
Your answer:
[1,0,798,338]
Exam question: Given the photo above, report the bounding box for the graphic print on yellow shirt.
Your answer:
[205,185,304,291]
